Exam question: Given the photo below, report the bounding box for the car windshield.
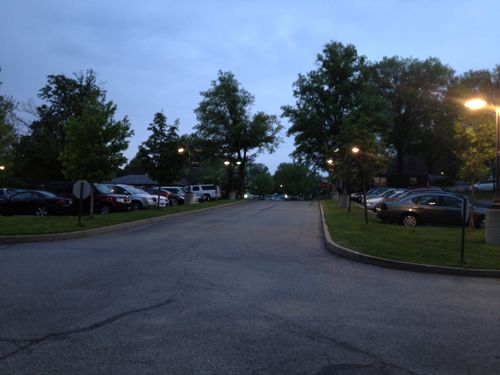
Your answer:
[37,191,57,198]
[94,183,112,194]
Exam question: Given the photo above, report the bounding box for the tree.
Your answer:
[195,71,282,197]
[13,70,115,185]
[274,163,317,198]
[138,112,187,185]
[0,72,18,185]
[372,57,455,176]
[251,172,274,198]
[283,42,390,173]
[59,100,133,182]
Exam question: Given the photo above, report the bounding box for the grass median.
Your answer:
[0,200,237,236]
[322,199,500,270]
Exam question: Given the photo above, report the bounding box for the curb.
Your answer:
[319,202,500,279]
[0,201,245,245]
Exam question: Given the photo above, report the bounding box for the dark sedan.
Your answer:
[376,192,468,227]
[0,190,73,217]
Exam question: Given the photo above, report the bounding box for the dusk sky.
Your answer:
[1,0,499,172]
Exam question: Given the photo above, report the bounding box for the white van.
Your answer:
[185,184,221,201]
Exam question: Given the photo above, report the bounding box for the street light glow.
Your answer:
[327,159,334,165]
[351,146,360,154]
[236,161,242,165]
[0,165,4,171]
[224,160,230,166]
[464,98,487,110]
[177,147,185,154]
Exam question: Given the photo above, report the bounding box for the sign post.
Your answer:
[73,180,91,226]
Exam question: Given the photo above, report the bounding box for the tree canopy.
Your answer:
[195,71,282,195]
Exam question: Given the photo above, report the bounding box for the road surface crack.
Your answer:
[0,297,176,361]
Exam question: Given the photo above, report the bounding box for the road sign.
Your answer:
[73,180,91,199]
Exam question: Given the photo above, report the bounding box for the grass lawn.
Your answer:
[0,200,237,236]
[322,200,500,270]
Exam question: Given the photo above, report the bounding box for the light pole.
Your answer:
[464,98,500,244]
[352,146,368,224]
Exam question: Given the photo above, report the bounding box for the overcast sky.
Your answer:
[1,0,499,172]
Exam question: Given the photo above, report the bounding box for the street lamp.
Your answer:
[464,98,500,206]
[177,147,185,154]
[351,146,368,224]
[0,165,5,171]
[464,97,500,244]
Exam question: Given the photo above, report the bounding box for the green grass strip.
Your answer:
[0,200,236,236]
[322,200,500,270]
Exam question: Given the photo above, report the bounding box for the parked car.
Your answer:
[0,190,73,217]
[184,184,221,201]
[376,192,477,227]
[107,184,156,210]
[46,181,131,214]
[366,189,405,211]
[473,180,494,191]
[146,187,178,206]
[161,186,189,205]
[351,187,391,202]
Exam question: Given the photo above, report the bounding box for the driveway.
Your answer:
[0,201,499,374]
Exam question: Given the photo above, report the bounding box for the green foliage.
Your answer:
[283,42,390,172]
[138,112,186,185]
[250,171,274,197]
[195,71,282,195]
[13,70,131,185]
[274,163,318,197]
[60,101,133,182]
[0,74,18,185]
[372,56,455,175]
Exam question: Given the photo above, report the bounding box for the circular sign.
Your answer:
[73,180,91,199]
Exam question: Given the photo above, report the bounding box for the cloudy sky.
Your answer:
[1,0,499,172]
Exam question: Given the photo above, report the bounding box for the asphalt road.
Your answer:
[0,201,499,374]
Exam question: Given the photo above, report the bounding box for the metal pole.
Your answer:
[78,182,83,226]
[362,166,368,224]
[460,197,467,263]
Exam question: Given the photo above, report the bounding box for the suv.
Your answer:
[184,184,221,201]
[45,181,131,214]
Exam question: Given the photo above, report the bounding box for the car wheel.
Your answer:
[401,213,418,227]
[475,215,485,229]
[204,194,211,201]
[132,201,142,210]
[99,205,111,215]
[35,205,49,217]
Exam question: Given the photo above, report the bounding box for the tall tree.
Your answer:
[283,41,390,173]
[194,71,282,197]
[372,57,455,175]
[274,163,317,198]
[0,72,18,185]
[14,70,112,185]
[59,99,133,182]
[138,112,186,185]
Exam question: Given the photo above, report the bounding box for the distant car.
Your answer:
[365,189,405,211]
[376,192,481,227]
[184,184,221,201]
[473,180,494,191]
[0,190,73,217]
[161,186,188,205]
[107,184,156,210]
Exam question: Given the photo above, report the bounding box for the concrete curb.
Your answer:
[319,202,500,279]
[0,201,245,245]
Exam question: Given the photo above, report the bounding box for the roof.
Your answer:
[110,174,158,185]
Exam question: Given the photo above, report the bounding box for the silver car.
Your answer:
[107,184,156,210]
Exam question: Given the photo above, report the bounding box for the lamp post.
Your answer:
[224,160,237,200]
[464,98,500,244]
[352,146,368,224]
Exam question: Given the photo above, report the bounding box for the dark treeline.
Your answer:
[0,41,498,197]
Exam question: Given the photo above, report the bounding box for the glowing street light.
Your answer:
[327,159,334,165]
[223,160,230,166]
[351,146,360,154]
[177,147,185,154]
[464,97,500,244]
[0,165,5,171]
